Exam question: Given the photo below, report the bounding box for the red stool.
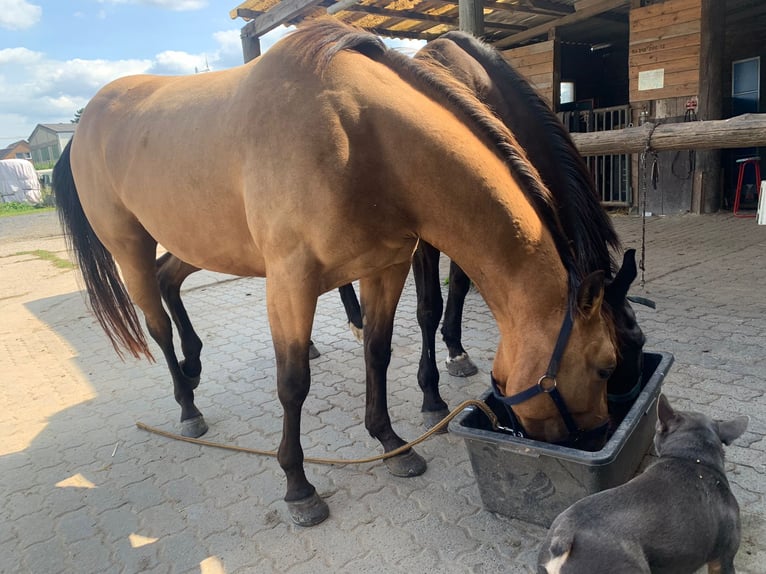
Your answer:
[733,156,761,218]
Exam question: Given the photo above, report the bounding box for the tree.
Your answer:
[71,108,84,123]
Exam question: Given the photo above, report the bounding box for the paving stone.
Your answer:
[2,212,766,573]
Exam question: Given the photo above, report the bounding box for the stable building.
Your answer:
[229,0,765,215]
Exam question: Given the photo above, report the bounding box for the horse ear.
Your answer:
[656,394,675,432]
[605,249,637,307]
[577,270,606,319]
[717,416,749,445]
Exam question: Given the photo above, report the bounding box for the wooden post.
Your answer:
[694,0,724,213]
[459,0,484,37]
[241,31,261,63]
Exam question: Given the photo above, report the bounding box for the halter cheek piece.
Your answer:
[490,307,609,445]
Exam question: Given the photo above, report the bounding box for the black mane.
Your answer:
[437,31,620,279]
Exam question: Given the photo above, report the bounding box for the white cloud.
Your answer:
[0,0,42,30]
[98,0,207,11]
[0,47,43,65]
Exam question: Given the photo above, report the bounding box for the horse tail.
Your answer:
[54,140,152,360]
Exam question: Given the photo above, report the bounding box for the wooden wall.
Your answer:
[501,40,557,106]
[629,0,701,104]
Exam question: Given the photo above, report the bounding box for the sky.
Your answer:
[0,0,424,148]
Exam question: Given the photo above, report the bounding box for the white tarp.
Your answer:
[0,159,42,204]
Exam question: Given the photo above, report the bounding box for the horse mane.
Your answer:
[283,19,578,290]
[437,31,621,278]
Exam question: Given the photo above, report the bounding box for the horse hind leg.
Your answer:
[361,261,427,477]
[120,243,208,438]
[156,253,203,384]
[442,260,478,377]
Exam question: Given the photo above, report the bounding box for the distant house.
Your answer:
[28,123,76,168]
[0,140,31,161]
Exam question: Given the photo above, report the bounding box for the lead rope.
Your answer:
[639,121,659,288]
[136,398,499,466]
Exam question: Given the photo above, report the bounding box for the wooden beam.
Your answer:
[368,27,441,41]
[694,0,725,213]
[336,4,522,32]
[459,0,484,36]
[235,8,263,20]
[569,114,766,156]
[494,0,629,48]
[241,0,324,38]
[525,0,574,16]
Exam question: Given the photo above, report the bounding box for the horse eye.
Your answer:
[598,367,615,380]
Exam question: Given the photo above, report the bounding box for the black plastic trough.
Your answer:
[449,351,674,528]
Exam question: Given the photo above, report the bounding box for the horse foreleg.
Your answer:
[120,247,207,438]
[156,253,203,384]
[361,261,427,478]
[338,283,364,342]
[266,274,328,526]
[412,242,449,429]
[442,261,478,377]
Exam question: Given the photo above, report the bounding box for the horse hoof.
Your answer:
[179,360,201,389]
[308,343,321,360]
[349,322,364,343]
[384,449,427,477]
[445,353,478,377]
[181,415,209,438]
[286,492,329,527]
[422,409,450,434]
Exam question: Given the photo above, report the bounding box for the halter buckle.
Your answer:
[537,374,557,393]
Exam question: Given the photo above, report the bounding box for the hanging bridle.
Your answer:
[490,305,610,446]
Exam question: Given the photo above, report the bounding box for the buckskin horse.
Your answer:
[54,20,618,526]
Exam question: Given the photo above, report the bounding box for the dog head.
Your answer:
[654,394,749,463]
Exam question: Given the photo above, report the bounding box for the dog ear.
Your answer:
[656,394,676,432]
[717,416,749,445]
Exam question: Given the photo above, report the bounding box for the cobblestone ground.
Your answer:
[1,211,764,573]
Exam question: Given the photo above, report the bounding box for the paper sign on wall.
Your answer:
[638,68,665,91]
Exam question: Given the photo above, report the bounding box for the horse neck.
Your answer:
[414,175,570,334]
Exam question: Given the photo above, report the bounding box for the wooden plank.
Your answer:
[569,114,766,156]
[629,0,699,21]
[630,44,700,67]
[630,8,701,31]
[504,50,555,69]
[502,39,555,56]
[630,56,699,77]
[494,0,630,49]
[629,30,700,51]
[242,0,325,38]
[630,82,699,104]
[630,68,699,86]
[630,20,700,43]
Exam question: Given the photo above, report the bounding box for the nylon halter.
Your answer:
[490,305,608,445]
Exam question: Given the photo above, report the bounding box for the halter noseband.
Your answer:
[490,306,608,446]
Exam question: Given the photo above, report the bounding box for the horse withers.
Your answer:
[54,20,617,526]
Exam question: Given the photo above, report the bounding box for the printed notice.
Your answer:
[638,68,664,91]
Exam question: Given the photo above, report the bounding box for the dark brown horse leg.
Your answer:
[121,245,207,438]
[412,242,450,429]
[442,261,478,377]
[361,261,427,477]
[338,283,364,342]
[156,253,203,383]
[266,275,328,526]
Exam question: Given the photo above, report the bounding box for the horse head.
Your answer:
[605,249,647,422]
[492,271,617,449]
